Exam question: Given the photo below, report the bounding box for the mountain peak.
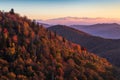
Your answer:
[93,23,120,26]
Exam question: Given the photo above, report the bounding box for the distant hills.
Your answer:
[1,10,120,79]
[48,25,120,67]
[38,17,120,25]
[71,23,120,39]
[38,18,120,39]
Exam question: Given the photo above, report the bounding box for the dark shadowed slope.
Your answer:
[48,25,120,67]
[0,11,120,80]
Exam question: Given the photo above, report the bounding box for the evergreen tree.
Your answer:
[9,8,14,14]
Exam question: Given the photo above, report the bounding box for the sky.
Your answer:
[0,0,120,20]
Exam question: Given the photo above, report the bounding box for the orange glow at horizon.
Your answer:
[1,0,120,21]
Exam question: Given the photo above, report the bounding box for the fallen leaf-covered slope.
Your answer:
[48,25,120,67]
[0,11,120,80]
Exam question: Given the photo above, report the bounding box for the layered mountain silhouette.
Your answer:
[0,10,120,80]
[48,25,120,67]
[39,17,120,25]
[71,23,120,39]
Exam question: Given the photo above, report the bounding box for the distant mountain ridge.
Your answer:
[71,23,120,39]
[38,17,120,25]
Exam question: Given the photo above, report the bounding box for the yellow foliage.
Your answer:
[8,47,15,55]
[3,33,8,39]
[25,58,33,65]
[24,22,29,29]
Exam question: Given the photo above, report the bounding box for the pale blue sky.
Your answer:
[0,0,120,19]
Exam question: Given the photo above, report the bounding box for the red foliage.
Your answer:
[21,46,26,53]
[81,47,87,51]
[3,28,8,33]
[12,35,18,43]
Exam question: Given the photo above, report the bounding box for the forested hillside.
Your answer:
[0,10,120,80]
[48,25,120,67]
